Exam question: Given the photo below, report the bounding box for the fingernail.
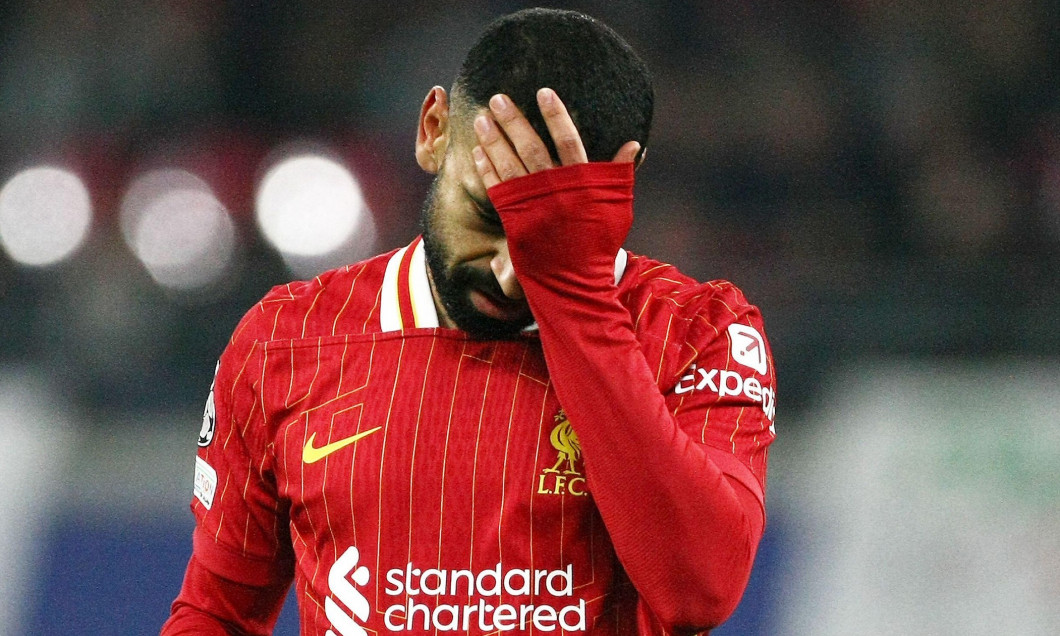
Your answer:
[474,115,490,135]
[472,145,485,163]
[489,94,508,113]
[538,88,554,105]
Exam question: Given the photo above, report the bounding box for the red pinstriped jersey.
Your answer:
[190,236,775,635]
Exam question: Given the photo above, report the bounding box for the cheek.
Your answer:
[425,188,464,246]
[437,215,496,265]
[427,169,497,262]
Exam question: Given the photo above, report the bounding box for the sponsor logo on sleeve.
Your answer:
[727,324,768,375]
[325,546,586,634]
[193,456,217,509]
[675,364,776,422]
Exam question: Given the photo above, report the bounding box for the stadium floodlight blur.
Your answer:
[0,166,93,267]
[119,169,236,293]
[255,152,376,278]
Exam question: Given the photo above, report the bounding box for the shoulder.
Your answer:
[618,252,773,383]
[619,252,766,337]
[230,248,398,347]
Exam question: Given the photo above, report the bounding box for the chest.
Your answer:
[258,332,598,567]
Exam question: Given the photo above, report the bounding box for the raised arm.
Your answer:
[473,89,771,633]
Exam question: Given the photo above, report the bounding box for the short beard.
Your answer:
[419,178,533,340]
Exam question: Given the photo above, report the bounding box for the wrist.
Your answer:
[489,162,635,281]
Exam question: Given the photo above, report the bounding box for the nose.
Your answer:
[490,242,524,301]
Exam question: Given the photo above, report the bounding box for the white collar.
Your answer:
[380,237,628,333]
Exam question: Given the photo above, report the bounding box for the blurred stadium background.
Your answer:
[1,1,1058,634]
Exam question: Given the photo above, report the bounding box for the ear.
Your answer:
[415,86,451,174]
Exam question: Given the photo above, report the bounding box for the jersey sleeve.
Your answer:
[189,307,295,587]
[490,163,771,633]
[162,555,290,635]
[666,284,776,511]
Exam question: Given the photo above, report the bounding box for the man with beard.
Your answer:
[163,8,775,636]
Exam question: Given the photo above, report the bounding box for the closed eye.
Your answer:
[478,205,503,229]
[466,187,503,231]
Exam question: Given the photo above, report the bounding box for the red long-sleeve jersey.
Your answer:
[164,163,775,635]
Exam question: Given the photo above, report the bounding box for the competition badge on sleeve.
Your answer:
[197,362,218,447]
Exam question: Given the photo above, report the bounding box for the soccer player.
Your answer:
[162,8,775,636]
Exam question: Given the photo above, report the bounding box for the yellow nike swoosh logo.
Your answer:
[302,426,382,464]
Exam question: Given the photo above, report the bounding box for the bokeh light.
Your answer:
[119,169,236,291]
[0,166,93,266]
[255,154,370,259]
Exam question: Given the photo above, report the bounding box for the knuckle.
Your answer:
[522,143,549,166]
[497,162,519,181]
[495,108,518,124]
[556,135,580,152]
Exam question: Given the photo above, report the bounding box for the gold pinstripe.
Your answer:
[404,337,436,592]
[434,341,468,575]
[467,347,495,574]
[373,336,406,610]
[364,285,383,333]
[527,386,550,583]
[301,285,326,338]
[348,335,379,555]
[331,263,367,335]
[632,295,652,330]
[655,314,674,384]
[496,346,529,575]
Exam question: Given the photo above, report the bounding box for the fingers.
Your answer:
[537,88,588,165]
[473,89,634,189]
[473,92,557,188]
[488,94,554,172]
[473,145,501,189]
[612,140,642,164]
[474,114,528,184]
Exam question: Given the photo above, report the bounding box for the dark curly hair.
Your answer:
[452,8,653,163]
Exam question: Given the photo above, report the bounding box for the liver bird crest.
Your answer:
[545,411,582,475]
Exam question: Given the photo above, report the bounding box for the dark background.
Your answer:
[4,0,1058,418]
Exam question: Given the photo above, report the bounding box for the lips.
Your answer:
[469,289,532,322]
